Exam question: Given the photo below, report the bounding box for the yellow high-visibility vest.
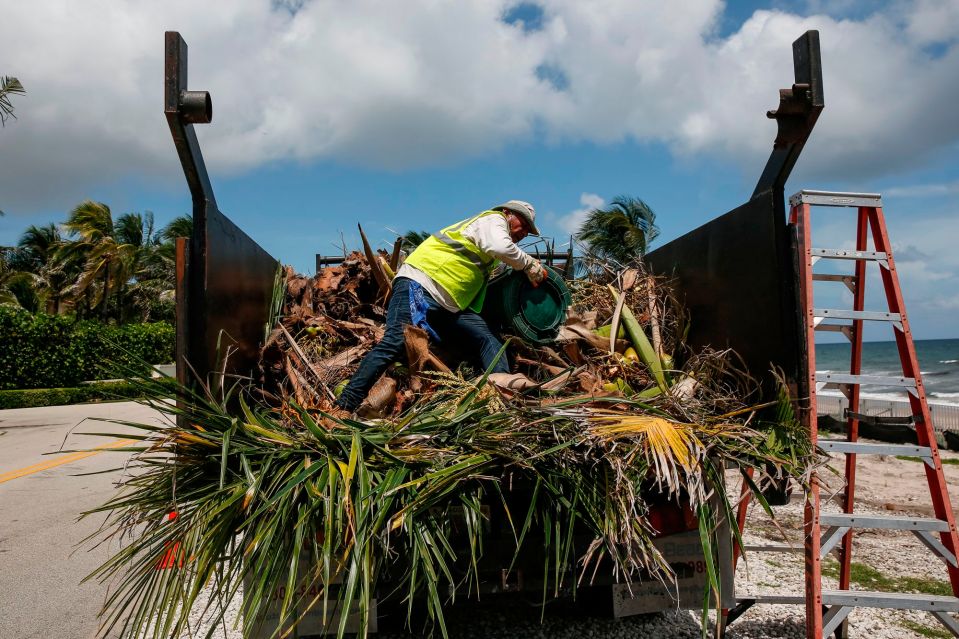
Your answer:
[404,210,502,312]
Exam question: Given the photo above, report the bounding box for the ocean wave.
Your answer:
[929,394,959,407]
[817,389,909,402]
[820,367,951,379]
[941,359,958,365]
[864,370,904,377]
[818,388,959,407]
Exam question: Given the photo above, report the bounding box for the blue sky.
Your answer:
[1,0,958,340]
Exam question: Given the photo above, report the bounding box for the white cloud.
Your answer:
[878,212,959,337]
[905,0,959,45]
[885,181,959,198]
[892,244,931,263]
[925,294,959,311]
[554,192,604,236]
[1,0,958,213]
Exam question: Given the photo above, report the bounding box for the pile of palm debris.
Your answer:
[87,242,817,639]
[258,247,728,419]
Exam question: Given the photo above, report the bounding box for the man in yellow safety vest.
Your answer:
[334,200,547,414]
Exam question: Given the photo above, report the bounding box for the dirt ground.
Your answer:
[825,442,959,517]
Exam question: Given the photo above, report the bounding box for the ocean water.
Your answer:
[816,338,959,406]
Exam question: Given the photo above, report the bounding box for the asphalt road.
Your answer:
[0,401,167,639]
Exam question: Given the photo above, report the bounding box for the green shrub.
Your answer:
[0,307,174,389]
[0,378,177,409]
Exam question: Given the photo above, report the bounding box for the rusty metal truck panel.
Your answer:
[166,32,280,389]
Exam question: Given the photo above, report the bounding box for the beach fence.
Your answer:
[817,395,959,432]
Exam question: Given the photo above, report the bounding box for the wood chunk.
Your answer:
[404,325,451,374]
[358,375,397,417]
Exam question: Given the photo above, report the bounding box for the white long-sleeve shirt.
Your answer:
[396,212,537,312]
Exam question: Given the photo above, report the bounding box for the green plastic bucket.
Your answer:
[482,267,572,344]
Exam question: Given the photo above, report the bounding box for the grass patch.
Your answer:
[822,559,952,597]
[0,378,176,410]
[900,618,953,639]
[897,455,959,466]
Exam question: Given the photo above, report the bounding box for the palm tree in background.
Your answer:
[160,216,193,244]
[123,214,191,321]
[0,76,25,126]
[154,215,193,265]
[62,200,139,320]
[3,203,191,322]
[18,223,74,314]
[0,223,56,311]
[576,196,660,265]
[0,248,37,308]
[18,224,62,271]
[401,230,430,252]
[0,74,25,214]
[152,215,192,272]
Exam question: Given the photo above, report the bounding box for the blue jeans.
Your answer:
[336,277,509,412]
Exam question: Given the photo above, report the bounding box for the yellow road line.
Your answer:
[0,438,137,485]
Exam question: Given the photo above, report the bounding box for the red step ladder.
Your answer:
[796,189,959,637]
[724,190,959,638]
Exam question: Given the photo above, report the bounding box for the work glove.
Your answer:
[525,260,546,287]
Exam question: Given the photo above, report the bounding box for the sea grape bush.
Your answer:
[0,307,173,389]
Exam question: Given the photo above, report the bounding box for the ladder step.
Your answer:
[743,543,802,553]
[737,594,804,605]
[818,440,932,457]
[821,590,959,612]
[815,372,916,388]
[812,273,856,284]
[813,309,902,323]
[820,514,950,532]
[811,248,888,262]
[790,190,882,208]
[815,324,852,335]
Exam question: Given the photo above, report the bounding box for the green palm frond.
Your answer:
[83,360,816,639]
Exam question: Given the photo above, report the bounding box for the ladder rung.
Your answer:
[820,514,950,532]
[790,190,883,208]
[814,309,902,323]
[815,372,916,388]
[737,595,804,605]
[743,544,802,553]
[811,248,888,262]
[821,590,959,612]
[815,324,853,340]
[812,273,856,284]
[818,440,932,457]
